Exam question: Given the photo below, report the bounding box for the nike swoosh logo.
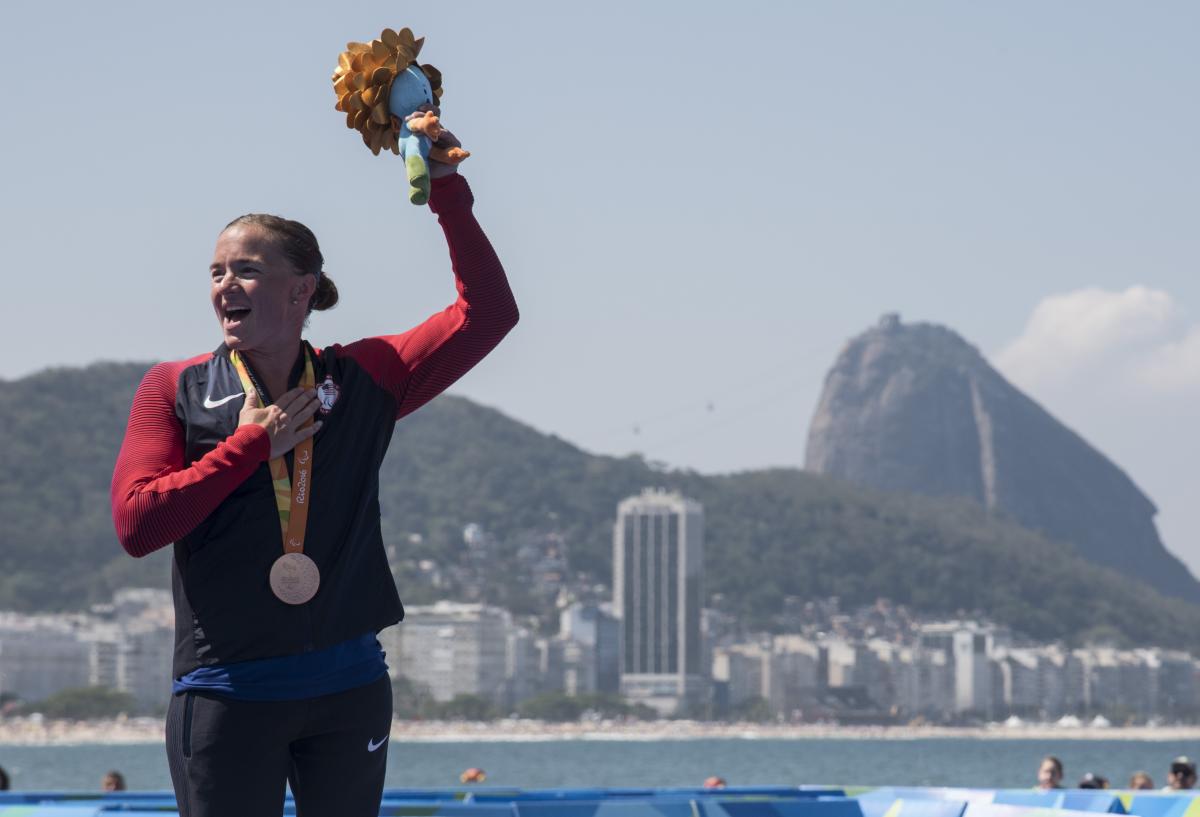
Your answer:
[367,736,389,752]
[203,392,244,409]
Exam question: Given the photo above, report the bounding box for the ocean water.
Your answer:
[0,738,1190,792]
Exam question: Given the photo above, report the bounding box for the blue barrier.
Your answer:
[858,797,969,817]
[0,784,1159,817]
[379,804,518,817]
[0,808,110,817]
[467,788,844,803]
[468,789,658,802]
[0,791,179,807]
[1119,794,1200,817]
[1122,797,1195,817]
[856,789,1127,817]
[1118,799,1183,817]
[858,789,994,805]
[965,803,1127,817]
[701,798,865,817]
[992,792,1125,814]
[510,800,698,817]
[0,791,857,817]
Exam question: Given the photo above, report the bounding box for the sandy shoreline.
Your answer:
[4,718,1200,746]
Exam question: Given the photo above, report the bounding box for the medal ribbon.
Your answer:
[230,348,315,555]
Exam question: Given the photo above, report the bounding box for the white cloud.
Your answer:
[992,287,1200,573]
[994,286,1197,393]
[1143,326,1200,391]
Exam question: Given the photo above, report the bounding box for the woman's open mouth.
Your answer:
[223,307,251,328]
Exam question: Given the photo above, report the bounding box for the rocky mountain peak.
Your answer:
[805,315,1199,603]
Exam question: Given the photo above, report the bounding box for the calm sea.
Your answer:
[0,738,1190,792]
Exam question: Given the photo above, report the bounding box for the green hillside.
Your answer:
[3,362,1200,650]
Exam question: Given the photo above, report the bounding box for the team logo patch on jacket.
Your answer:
[317,375,340,414]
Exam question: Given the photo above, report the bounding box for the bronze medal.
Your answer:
[230,348,322,606]
[270,552,321,605]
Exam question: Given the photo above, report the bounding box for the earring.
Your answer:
[291,299,299,304]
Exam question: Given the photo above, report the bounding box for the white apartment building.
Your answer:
[0,613,91,702]
[891,644,954,718]
[771,635,820,715]
[0,589,175,711]
[992,646,1041,715]
[505,625,543,706]
[119,617,174,709]
[919,621,995,717]
[712,642,770,709]
[559,602,620,695]
[390,602,511,705]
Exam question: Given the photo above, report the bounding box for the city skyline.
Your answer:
[4,583,1197,724]
[5,487,1197,720]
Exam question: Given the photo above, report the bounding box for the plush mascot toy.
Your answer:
[332,28,469,205]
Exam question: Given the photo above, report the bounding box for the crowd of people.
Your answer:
[1037,754,1198,791]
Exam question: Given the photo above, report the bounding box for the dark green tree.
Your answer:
[391,675,438,719]
[29,687,136,719]
[517,693,584,722]
[729,696,774,723]
[434,694,496,721]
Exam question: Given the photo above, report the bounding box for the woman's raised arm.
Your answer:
[336,173,519,420]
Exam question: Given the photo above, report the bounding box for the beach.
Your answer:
[5,716,1200,747]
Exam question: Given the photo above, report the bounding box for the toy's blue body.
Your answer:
[389,64,438,204]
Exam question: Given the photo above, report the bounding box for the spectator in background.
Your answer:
[459,768,486,784]
[0,765,9,790]
[1038,756,1064,790]
[101,771,126,792]
[1166,757,1196,791]
[1130,772,1155,790]
[704,776,728,789]
[1078,773,1108,789]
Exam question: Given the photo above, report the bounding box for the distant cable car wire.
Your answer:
[589,350,823,444]
[633,376,808,457]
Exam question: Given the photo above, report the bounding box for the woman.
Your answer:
[1036,755,1063,789]
[1129,771,1154,790]
[110,151,517,816]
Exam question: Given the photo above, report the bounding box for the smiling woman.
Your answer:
[109,149,518,817]
[207,215,340,402]
[215,215,338,319]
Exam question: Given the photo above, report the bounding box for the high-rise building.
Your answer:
[612,488,706,715]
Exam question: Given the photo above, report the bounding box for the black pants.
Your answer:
[165,673,392,817]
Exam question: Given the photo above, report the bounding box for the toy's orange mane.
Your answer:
[331,27,444,156]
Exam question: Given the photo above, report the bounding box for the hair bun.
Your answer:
[311,274,339,312]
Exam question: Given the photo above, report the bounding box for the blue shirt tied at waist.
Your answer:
[173,633,388,701]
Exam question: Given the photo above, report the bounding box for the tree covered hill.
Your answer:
[4,361,1200,651]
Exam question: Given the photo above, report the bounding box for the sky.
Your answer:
[1,2,1197,570]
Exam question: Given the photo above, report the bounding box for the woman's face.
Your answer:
[210,225,312,352]
[1038,760,1062,788]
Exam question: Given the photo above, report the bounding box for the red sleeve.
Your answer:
[110,358,271,558]
[336,174,519,420]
